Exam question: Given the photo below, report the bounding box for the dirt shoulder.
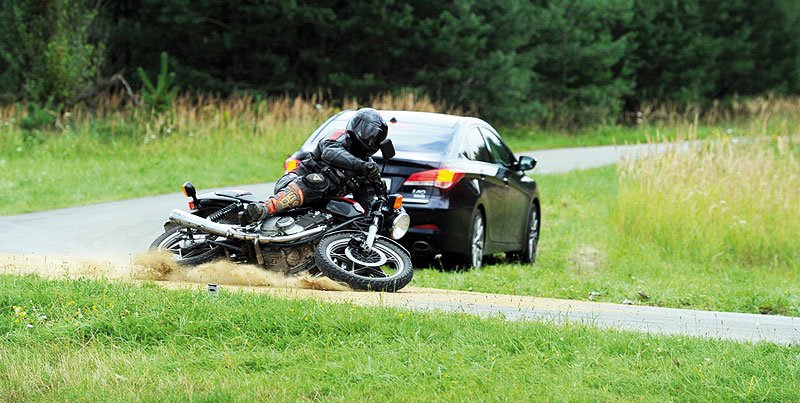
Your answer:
[2,252,798,345]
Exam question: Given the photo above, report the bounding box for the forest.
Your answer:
[1,0,798,126]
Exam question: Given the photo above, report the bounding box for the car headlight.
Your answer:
[390,212,411,239]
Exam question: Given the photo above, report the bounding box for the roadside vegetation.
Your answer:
[2,275,798,401]
[416,135,800,316]
[3,91,798,316]
[618,136,799,267]
[3,94,800,215]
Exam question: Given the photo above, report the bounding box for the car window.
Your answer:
[304,119,454,154]
[481,127,516,167]
[460,127,493,163]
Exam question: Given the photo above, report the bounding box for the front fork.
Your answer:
[364,216,379,251]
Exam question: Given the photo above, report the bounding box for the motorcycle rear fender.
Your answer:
[196,191,260,204]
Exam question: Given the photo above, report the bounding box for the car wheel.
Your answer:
[439,209,485,270]
[521,203,540,263]
[468,210,486,268]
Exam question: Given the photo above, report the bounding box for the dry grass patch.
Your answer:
[617,135,800,266]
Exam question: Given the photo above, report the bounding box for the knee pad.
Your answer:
[302,173,329,191]
[265,182,305,214]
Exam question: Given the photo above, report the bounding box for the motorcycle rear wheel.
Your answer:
[149,226,223,266]
[315,230,413,292]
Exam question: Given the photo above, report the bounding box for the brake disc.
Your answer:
[344,246,388,267]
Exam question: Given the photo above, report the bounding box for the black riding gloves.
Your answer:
[362,161,381,181]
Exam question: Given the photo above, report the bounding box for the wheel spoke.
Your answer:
[323,236,408,282]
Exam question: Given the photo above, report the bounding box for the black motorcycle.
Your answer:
[149,140,413,292]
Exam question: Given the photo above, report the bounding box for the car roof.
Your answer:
[333,109,484,128]
[299,110,494,160]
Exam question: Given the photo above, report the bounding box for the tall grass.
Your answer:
[617,135,800,266]
[502,95,800,151]
[0,92,447,214]
[2,93,800,215]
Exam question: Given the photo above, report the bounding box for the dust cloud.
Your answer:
[0,251,351,292]
[132,250,351,291]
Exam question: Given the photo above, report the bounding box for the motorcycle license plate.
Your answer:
[382,177,392,191]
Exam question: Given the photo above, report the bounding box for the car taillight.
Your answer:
[403,169,465,189]
[284,158,301,174]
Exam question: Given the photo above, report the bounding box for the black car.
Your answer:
[285,110,540,268]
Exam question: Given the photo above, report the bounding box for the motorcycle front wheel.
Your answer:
[314,230,413,292]
[149,226,223,266]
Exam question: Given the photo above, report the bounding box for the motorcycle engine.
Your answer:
[257,211,331,274]
[259,211,329,236]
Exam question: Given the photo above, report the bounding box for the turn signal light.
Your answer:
[403,169,465,189]
[391,195,403,209]
[284,158,301,174]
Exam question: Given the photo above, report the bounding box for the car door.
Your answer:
[481,127,530,245]
[457,126,507,244]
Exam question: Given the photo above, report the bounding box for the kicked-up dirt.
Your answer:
[1,252,799,345]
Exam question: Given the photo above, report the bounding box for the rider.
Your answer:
[247,107,388,221]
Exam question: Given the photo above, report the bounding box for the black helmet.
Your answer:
[346,108,388,155]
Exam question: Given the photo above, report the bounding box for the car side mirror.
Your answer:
[517,156,537,171]
[380,139,396,160]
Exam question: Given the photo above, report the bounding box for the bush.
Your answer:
[0,0,102,105]
[137,52,178,113]
[19,97,62,132]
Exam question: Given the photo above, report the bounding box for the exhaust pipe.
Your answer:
[413,241,433,252]
[168,209,326,243]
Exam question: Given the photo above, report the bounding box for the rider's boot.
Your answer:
[246,182,305,222]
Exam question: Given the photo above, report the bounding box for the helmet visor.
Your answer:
[359,122,386,150]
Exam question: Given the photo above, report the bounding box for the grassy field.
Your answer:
[1,93,798,316]
[618,136,799,266]
[415,145,800,316]
[2,94,800,215]
[2,274,798,401]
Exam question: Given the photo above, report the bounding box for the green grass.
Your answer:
[0,118,318,215]
[414,164,800,316]
[3,94,800,215]
[2,274,798,401]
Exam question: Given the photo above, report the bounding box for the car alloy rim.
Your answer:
[472,215,484,267]
[527,208,539,259]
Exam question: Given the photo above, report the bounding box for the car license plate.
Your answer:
[382,177,392,191]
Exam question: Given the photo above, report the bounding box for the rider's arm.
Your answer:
[318,139,366,171]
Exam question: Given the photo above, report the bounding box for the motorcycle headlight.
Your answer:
[390,212,411,240]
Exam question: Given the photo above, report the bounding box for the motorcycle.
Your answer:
[149,139,414,292]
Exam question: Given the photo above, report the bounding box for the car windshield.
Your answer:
[305,119,454,155]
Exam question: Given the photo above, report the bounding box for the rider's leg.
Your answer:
[247,173,329,221]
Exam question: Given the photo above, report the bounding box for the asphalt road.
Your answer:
[0,142,671,257]
[2,142,798,345]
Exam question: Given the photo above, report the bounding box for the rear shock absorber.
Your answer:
[207,203,242,223]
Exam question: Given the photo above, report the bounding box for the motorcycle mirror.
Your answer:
[380,139,396,160]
